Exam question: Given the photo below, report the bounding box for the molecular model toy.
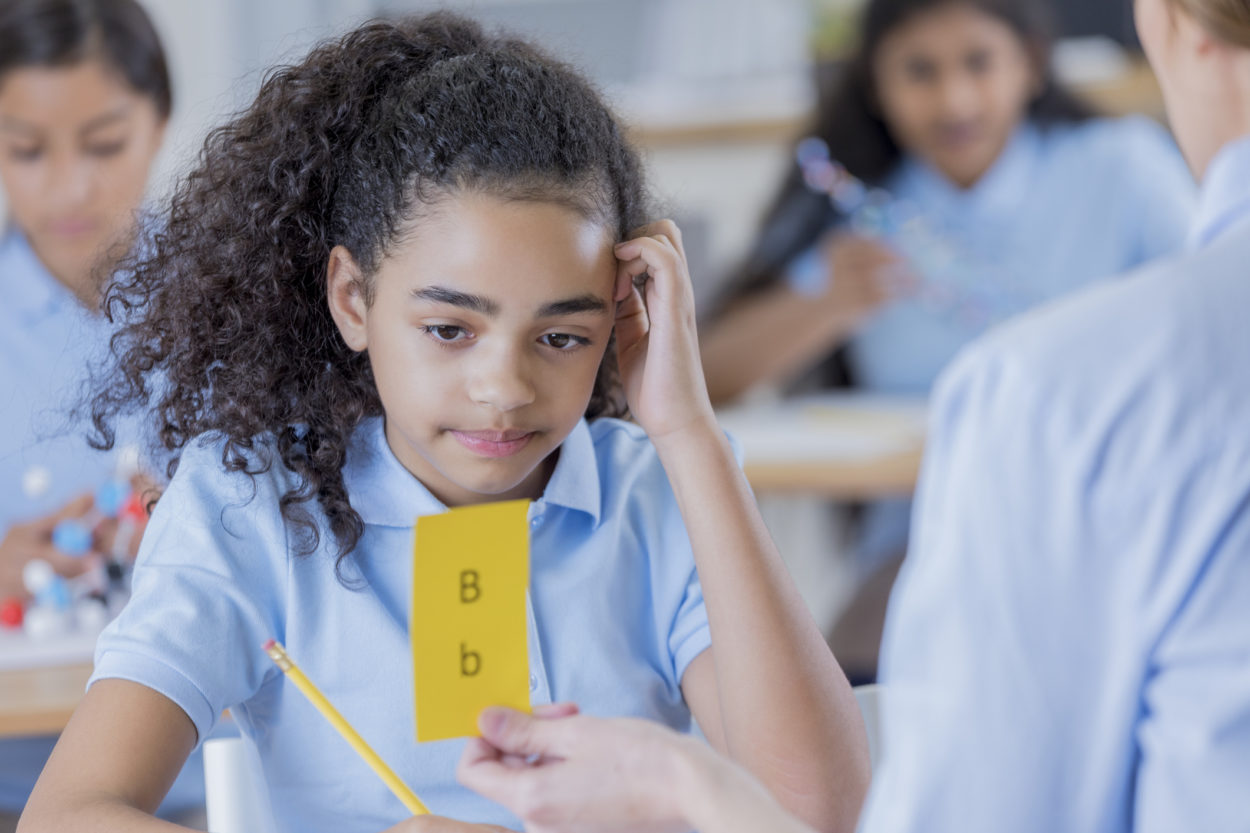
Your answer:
[1,453,147,641]
[795,136,1038,331]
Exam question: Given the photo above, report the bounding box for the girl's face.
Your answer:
[328,191,619,508]
[0,59,166,292]
[873,3,1040,188]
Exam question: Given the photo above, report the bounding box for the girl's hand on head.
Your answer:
[821,234,915,326]
[614,220,717,445]
[0,493,97,597]
[457,705,698,833]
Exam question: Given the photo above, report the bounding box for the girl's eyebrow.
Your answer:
[411,286,608,318]
[79,106,132,136]
[411,286,500,315]
[537,294,608,317]
[0,117,38,135]
[0,104,131,137]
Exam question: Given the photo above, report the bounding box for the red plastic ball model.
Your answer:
[0,597,24,629]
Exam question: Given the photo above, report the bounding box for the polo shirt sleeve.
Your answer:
[90,437,290,747]
[668,562,711,686]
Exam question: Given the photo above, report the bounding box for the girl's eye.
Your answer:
[422,324,470,343]
[965,50,992,75]
[8,146,41,162]
[540,332,588,350]
[904,58,937,83]
[87,140,127,158]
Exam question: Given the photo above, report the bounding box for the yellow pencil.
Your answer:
[263,639,430,815]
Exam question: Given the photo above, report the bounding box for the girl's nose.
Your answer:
[45,151,95,214]
[466,347,537,413]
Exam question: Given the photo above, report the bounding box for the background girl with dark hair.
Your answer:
[0,0,198,828]
[703,0,1192,401]
[699,0,1197,680]
[19,12,870,833]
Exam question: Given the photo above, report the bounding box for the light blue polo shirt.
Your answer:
[0,228,121,529]
[91,415,712,831]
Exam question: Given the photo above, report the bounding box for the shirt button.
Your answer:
[529,673,539,691]
[530,516,542,528]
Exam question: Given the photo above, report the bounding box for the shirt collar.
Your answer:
[1188,134,1250,250]
[538,417,602,525]
[344,416,602,528]
[896,123,1041,218]
[2,227,73,324]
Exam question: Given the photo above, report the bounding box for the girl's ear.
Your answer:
[326,245,370,352]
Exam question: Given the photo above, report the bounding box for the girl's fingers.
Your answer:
[614,234,679,269]
[629,219,683,252]
[614,284,650,352]
[614,237,691,317]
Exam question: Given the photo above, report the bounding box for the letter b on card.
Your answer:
[411,500,531,742]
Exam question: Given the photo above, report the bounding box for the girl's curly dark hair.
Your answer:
[89,12,649,567]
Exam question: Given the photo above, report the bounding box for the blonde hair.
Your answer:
[1168,0,1250,47]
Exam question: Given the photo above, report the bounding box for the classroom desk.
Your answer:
[743,447,924,499]
[720,393,928,500]
[0,661,91,738]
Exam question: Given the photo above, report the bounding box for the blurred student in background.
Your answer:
[699,0,1196,680]
[0,0,200,827]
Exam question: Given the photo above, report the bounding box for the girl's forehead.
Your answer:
[382,192,617,300]
[882,4,1018,48]
[0,60,151,131]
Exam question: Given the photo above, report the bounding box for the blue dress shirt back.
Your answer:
[859,135,1250,832]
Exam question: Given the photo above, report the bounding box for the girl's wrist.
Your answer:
[647,413,724,459]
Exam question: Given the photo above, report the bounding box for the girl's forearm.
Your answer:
[654,424,871,832]
[17,799,199,833]
[699,287,860,405]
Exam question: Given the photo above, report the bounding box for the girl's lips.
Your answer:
[450,429,535,458]
[46,219,99,238]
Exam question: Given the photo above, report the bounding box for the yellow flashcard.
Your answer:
[411,499,531,743]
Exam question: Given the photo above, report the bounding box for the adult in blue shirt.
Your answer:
[700,0,1198,682]
[434,0,1250,830]
[0,0,201,827]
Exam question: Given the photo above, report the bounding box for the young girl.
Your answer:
[19,12,870,833]
[0,0,202,826]
[698,0,1197,680]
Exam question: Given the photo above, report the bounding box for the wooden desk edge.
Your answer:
[0,661,93,738]
[744,447,924,499]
